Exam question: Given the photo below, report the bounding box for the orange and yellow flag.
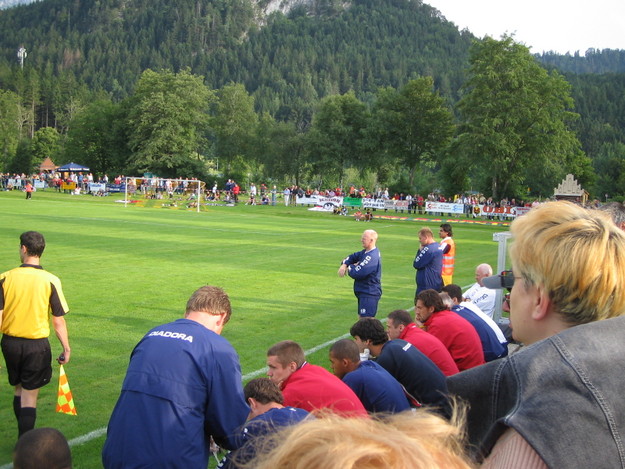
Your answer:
[56,365,77,416]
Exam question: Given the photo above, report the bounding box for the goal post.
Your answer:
[124,177,206,213]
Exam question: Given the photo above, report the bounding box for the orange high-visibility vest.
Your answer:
[441,237,455,276]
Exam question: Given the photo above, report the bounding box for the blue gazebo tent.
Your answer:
[57,162,90,172]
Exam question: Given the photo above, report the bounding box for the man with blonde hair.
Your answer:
[448,201,625,468]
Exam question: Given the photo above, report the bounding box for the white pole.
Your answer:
[124,177,128,207]
[197,181,200,213]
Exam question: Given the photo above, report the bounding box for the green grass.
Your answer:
[0,189,506,467]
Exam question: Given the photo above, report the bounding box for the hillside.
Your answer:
[0,0,472,104]
[1,0,624,196]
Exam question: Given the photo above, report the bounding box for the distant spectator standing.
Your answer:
[329,339,410,413]
[1,231,71,437]
[249,183,257,205]
[416,289,485,371]
[386,309,458,376]
[413,227,443,296]
[266,340,367,417]
[233,182,240,202]
[463,264,497,318]
[24,181,33,199]
[338,229,382,317]
[283,187,291,206]
[102,286,250,469]
[438,224,455,285]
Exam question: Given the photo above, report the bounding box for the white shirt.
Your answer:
[463,283,497,318]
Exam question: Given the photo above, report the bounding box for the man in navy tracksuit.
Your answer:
[413,227,443,296]
[338,229,382,317]
[102,286,250,469]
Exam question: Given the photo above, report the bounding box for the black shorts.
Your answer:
[1,335,52,390]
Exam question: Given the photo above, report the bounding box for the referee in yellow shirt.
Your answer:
[0,231,71,437]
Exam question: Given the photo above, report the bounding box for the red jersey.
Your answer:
[281,363,368,417]
[424,310,485,371]
[399,323,459,376]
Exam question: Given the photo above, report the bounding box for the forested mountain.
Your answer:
[538,49,625,74]
[0,0,473,112]
[1,0,624,199]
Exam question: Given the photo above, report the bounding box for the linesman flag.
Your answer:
[56,365,77,416]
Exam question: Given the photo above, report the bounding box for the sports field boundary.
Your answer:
[372,213,511,227]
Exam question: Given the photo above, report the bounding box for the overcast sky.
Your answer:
[425,0,625,54]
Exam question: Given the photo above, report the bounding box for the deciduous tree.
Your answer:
[210,83,258,175]
[455,36,591,200]
[127,68,213,178]
[371,77,454,189]
[308,91,369,186]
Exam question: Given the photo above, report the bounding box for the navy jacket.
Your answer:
[344,247,382,298]
[343,360,411,413]
[413,242,443,293]
[376,339,450,416]
[451,305,507,362]
[102,318,250,469]
[219,407,310,469]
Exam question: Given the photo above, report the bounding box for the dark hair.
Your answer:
[349,318,388,345]
[387,309,412,327]
[244,378,284,405]
[599,201,625,226]
[267,340,306,367]
[417,289,446,312]
[13,428,72,469]
[185,286,232,323]
[441,284,463,303]
[439,223,453,236]
[20,231,45,257]
[329,339,360,363]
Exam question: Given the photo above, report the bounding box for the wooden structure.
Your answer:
[39,157,57,172]
[554,174,588,205]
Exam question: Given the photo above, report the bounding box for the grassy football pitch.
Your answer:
[0,189,505,467]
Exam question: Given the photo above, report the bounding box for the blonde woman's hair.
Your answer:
[242,407,474,469]
[510,201,625,325]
